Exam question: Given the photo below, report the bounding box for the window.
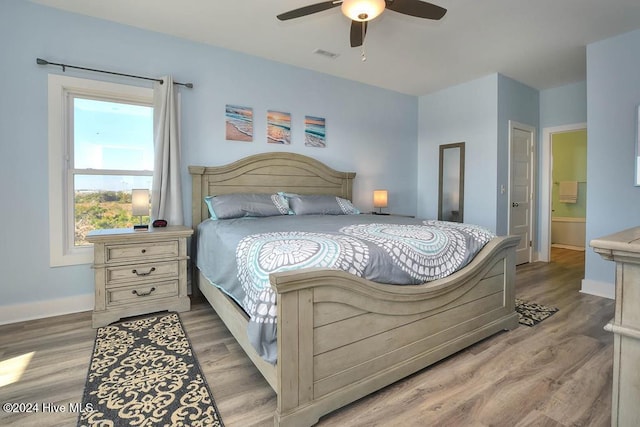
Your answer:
[48,75,154,266]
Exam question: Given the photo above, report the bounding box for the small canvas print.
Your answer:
[304,116,326,148]
[225,104,253,142]
[267,110,291,144]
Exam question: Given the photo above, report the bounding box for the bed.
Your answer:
[189,152,519,427]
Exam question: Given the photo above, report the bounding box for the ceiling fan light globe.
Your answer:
[341,0,385,22]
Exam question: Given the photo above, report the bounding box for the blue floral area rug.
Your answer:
[78,312,223,427]
[515,299,559,327]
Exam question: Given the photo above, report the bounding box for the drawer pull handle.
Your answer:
[132,287,156,297]
[141,249,146,253]
[132,267,156,276]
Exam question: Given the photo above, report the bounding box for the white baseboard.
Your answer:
[580,279,614,300]
[0,294,94,325]
[533,250,548,263]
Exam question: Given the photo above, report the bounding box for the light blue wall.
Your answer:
[417,75,499,231]
[417,74,538,235]
[585,29,640,287]
[497,75,539,236]
[0,1,417,309]
[537,81,588,253]
[540,81,587,128]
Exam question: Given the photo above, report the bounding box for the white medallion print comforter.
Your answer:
[196,214,495,363]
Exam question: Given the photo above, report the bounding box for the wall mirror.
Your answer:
[635,105,640,186]
[438,142,465,222]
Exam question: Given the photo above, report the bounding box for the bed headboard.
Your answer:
[189,152,356,227]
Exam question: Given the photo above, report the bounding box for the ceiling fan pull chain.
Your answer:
[361,23,367,62]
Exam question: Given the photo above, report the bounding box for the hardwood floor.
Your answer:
[0,248,614,426]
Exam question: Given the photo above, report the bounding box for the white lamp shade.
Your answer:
[341,0,386,22]
[131,189,149,216]
[373,190,388,208]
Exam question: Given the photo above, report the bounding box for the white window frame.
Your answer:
[48,75,153,267]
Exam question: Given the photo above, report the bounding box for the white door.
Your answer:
[509,121,535,265]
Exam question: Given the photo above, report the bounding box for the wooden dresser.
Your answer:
[590,226,640,426]
[87,226,193,328]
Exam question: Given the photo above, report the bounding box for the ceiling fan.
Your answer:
[277,0,447,48]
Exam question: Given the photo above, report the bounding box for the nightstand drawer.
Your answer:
[106,240,179,263]
[106,260,179,284]
[106,280,179,306]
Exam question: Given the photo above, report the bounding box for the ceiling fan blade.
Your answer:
[277,1,341,21]
[350,20,368,47]
[385,0,447,20]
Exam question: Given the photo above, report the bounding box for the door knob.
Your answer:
[512,202,519,207]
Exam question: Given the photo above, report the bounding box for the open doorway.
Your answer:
[540,123,587,262]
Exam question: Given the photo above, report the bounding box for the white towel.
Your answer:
[559,181,578,203]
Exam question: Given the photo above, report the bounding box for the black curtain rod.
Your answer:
[36,58,193,88]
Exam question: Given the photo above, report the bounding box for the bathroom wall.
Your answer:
[551,129,587,218]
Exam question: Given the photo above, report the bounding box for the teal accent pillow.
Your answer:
[204,193,290,219]
[204,196,218,219]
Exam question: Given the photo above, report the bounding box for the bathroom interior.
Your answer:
[551,129,588,251]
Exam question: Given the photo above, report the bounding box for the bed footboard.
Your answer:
[270,235,519,427]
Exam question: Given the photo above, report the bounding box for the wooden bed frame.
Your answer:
[189,152,519,427]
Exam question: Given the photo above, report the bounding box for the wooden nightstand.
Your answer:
[86,226,193,328]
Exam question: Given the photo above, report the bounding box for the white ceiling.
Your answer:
[30,0,640,95]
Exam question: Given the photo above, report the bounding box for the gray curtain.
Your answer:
[151,75,184,225]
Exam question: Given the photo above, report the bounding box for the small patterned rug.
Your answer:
[78,312,223,427]
[515,299,559,327]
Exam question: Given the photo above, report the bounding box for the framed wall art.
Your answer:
[225,104,253,142]
[267,110,291,144]
[305,115,326,148]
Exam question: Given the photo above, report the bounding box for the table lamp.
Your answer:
[373,189,388,215]
[131,189,149,230]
